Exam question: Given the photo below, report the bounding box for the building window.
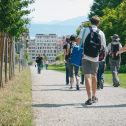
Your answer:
[32,54,35,56]
[50,50,52,53]
[52,54,53,56]
[44,50,46,53]
[38,47,39,49]
[54,50,56,53]
[32,57,35,59]
[44,44,46,46]
[32,47,35,49]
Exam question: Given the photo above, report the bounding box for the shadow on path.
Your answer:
[32,103,126,108]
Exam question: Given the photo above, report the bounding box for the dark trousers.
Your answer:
[97,62,105,88]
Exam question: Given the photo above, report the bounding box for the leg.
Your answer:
[68,59,74,88]
[85,74,91,99]
[91,74,97,97]
[97,63,100,89]
[109,59,119,84]
[99,62,105,89]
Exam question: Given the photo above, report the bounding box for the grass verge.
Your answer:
[0,66,33,126]
[48,64,126,89]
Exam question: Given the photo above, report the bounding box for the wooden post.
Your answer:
[5,33,8,83]
[0,30,5,87]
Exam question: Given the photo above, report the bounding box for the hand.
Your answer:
[104,64,107,69]
[64,60,67,63]
[116,51,119,56]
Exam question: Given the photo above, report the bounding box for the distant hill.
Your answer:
[29,16,88,38]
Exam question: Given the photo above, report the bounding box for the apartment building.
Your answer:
[28,34,58,63]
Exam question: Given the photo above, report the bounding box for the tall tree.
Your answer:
[88,0,123,19]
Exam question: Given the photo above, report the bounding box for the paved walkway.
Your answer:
[31,66,126,126]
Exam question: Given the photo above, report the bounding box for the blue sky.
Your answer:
[27,0,93,23]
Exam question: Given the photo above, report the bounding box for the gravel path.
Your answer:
[31,66,126,126]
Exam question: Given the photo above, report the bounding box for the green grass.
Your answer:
[48,64,126,89]
[0,66,34,126]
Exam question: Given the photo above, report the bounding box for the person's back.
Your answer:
[107,34,122,87]
[77,16,106,105]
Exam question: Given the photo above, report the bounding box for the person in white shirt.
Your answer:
[46,59,48,70]
[77,16,106,105]
[107,34,122,87]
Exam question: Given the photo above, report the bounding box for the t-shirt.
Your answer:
[63,44,67,59]
[46,61,48,64]
[36,57,43,64]
[78,25,106,62]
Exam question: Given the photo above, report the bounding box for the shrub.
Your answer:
[28,61,33,65]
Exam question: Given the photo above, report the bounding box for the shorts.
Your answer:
[82,59,98,75]
[68,59,80,77]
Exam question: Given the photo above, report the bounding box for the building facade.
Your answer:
[28,34,58,63]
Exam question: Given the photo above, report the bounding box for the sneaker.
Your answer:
[97,87,100,89]
[114,82,120,87]
[69,86,73,89]
[80,82,84,85]
[100,80,104,89]
[76,84,79,90]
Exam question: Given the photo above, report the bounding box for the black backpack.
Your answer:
[68,42,74,58]
[99,47,105,61]
[84,27,101,58]
[111,42,120,60]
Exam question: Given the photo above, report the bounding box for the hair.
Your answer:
[70,34,77,42]
[66,37,69,42]
[91,16,100,25]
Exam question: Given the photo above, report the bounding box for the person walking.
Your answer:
[97,46,108,89]
[34,62,37,68]
[46,59,48,70]
[63,37,70,85]
[67,35,80,90]
[77,16,106,105]
[107,34,122,87]
[36,54,43,74]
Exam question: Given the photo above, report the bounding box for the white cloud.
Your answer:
[27,0,93,23]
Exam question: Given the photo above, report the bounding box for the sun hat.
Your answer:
[110,34,120,41]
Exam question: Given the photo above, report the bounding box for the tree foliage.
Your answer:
[88,0,123,19]
[0,0,34,38]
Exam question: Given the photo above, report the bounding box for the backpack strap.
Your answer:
[78,28,86,50]
[89,26,94,39]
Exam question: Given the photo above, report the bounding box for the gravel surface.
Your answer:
[31,66,126,126]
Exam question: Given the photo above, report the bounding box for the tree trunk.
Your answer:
[9,36,12,79]
[5,33,8,83]
[0,30,5,88]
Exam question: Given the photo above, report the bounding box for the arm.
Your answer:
[77,38,81,45]
[116,44,126,56]
[66,44,69,55]
[63,49,66,63]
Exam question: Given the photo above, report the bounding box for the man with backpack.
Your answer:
[67,35,80,90]
[77,16,106,105]
[97,46,108,89]
[107,34,122,87]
